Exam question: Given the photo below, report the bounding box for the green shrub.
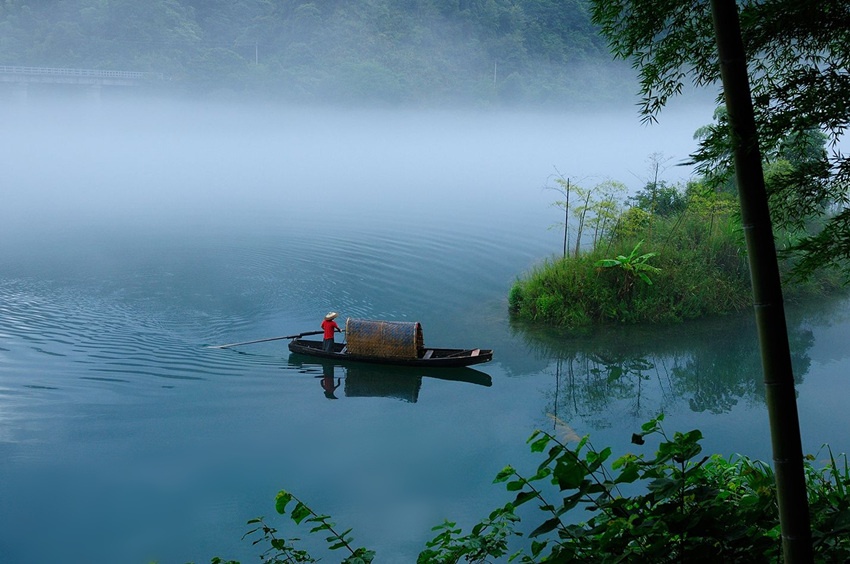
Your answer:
[214,416,850,563]
[510,187,841,330]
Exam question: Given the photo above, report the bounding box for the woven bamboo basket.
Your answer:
[344,318,424,359]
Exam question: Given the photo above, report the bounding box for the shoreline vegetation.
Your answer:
[508,150,845,332]
[208,416,850,563]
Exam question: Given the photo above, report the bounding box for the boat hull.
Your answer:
[288,339,493,368]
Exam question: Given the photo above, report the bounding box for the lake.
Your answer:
[1,99,849,563]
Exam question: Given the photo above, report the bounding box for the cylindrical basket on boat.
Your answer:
[344,318,424,359]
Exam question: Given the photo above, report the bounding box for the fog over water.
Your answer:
[5,94,850,563]
[2,96,712,238]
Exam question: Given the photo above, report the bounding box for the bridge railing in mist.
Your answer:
[0,65,164,101]
[0,65,164,82]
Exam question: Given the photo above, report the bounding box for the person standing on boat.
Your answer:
[321,312,341,352]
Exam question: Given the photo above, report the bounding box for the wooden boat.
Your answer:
[288,339,493,368]
[288,318,493,367]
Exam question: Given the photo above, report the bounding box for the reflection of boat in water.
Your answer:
[345,365,422,402]
[288,357,492,403]
[288,318,493,368]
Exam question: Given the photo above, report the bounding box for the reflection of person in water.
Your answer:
[320,363,341,399]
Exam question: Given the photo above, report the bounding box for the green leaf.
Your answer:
[615,463,640,484]
[494,466,515,483]
[513,490,537,507]
[554,461,586,490]
[530,434,551,453]
[587,446,612,468]
[291,502,311,524]
[642,415,663,433]
[529,517,562,538]
[531,540,547,557]
[506,480,525,492]
[530,466,552,482]
[275,491,293,514]
[647,477,678,497]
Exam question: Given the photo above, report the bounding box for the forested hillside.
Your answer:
[0,0,632,105]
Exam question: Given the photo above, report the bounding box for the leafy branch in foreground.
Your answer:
[265,490,375,564]
[240,515,316,564]
[416,507,521,564]
[212,415,850,563]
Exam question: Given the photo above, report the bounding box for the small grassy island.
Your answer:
[509,145,843,331]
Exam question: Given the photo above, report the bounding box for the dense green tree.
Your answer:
[592,0,850,280]
[631,181,686,218]
[0,0,627,105]
[588,1,850,560]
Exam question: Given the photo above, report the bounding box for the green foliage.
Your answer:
[508,253,609,329]
[416,509,521,563]
[237,489,377,564]
[595,240,661,297]
[241,516,317,563]
[514,141,844,329]
[484,417,850,562]
[589,0,850,281]
[613,206,651,240]
[511,180,760,328]
[213,418,850,562]
[631,181,687,217]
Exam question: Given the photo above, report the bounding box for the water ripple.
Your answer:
[0,278,248,391]
[0,220,520,398]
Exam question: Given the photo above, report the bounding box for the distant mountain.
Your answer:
[0,0,634,106]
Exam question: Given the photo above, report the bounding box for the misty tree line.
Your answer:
[0,0,632,105]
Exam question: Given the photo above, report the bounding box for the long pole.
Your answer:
[207,330,325,349]
[709,1,812,561]
[563,178,570,259]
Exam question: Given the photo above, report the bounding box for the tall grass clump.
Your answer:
[510,174,842,330]
[509,251,617,328]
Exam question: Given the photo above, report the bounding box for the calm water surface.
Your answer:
[1,101,848,563]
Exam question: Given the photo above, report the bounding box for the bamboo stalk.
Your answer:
[709,1,813,561]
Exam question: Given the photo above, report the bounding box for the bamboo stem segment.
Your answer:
[709,1,813,561]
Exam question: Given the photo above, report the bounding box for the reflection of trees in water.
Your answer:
[512,309,815,425]
[672,322,812,414]
[549,352,665,429]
